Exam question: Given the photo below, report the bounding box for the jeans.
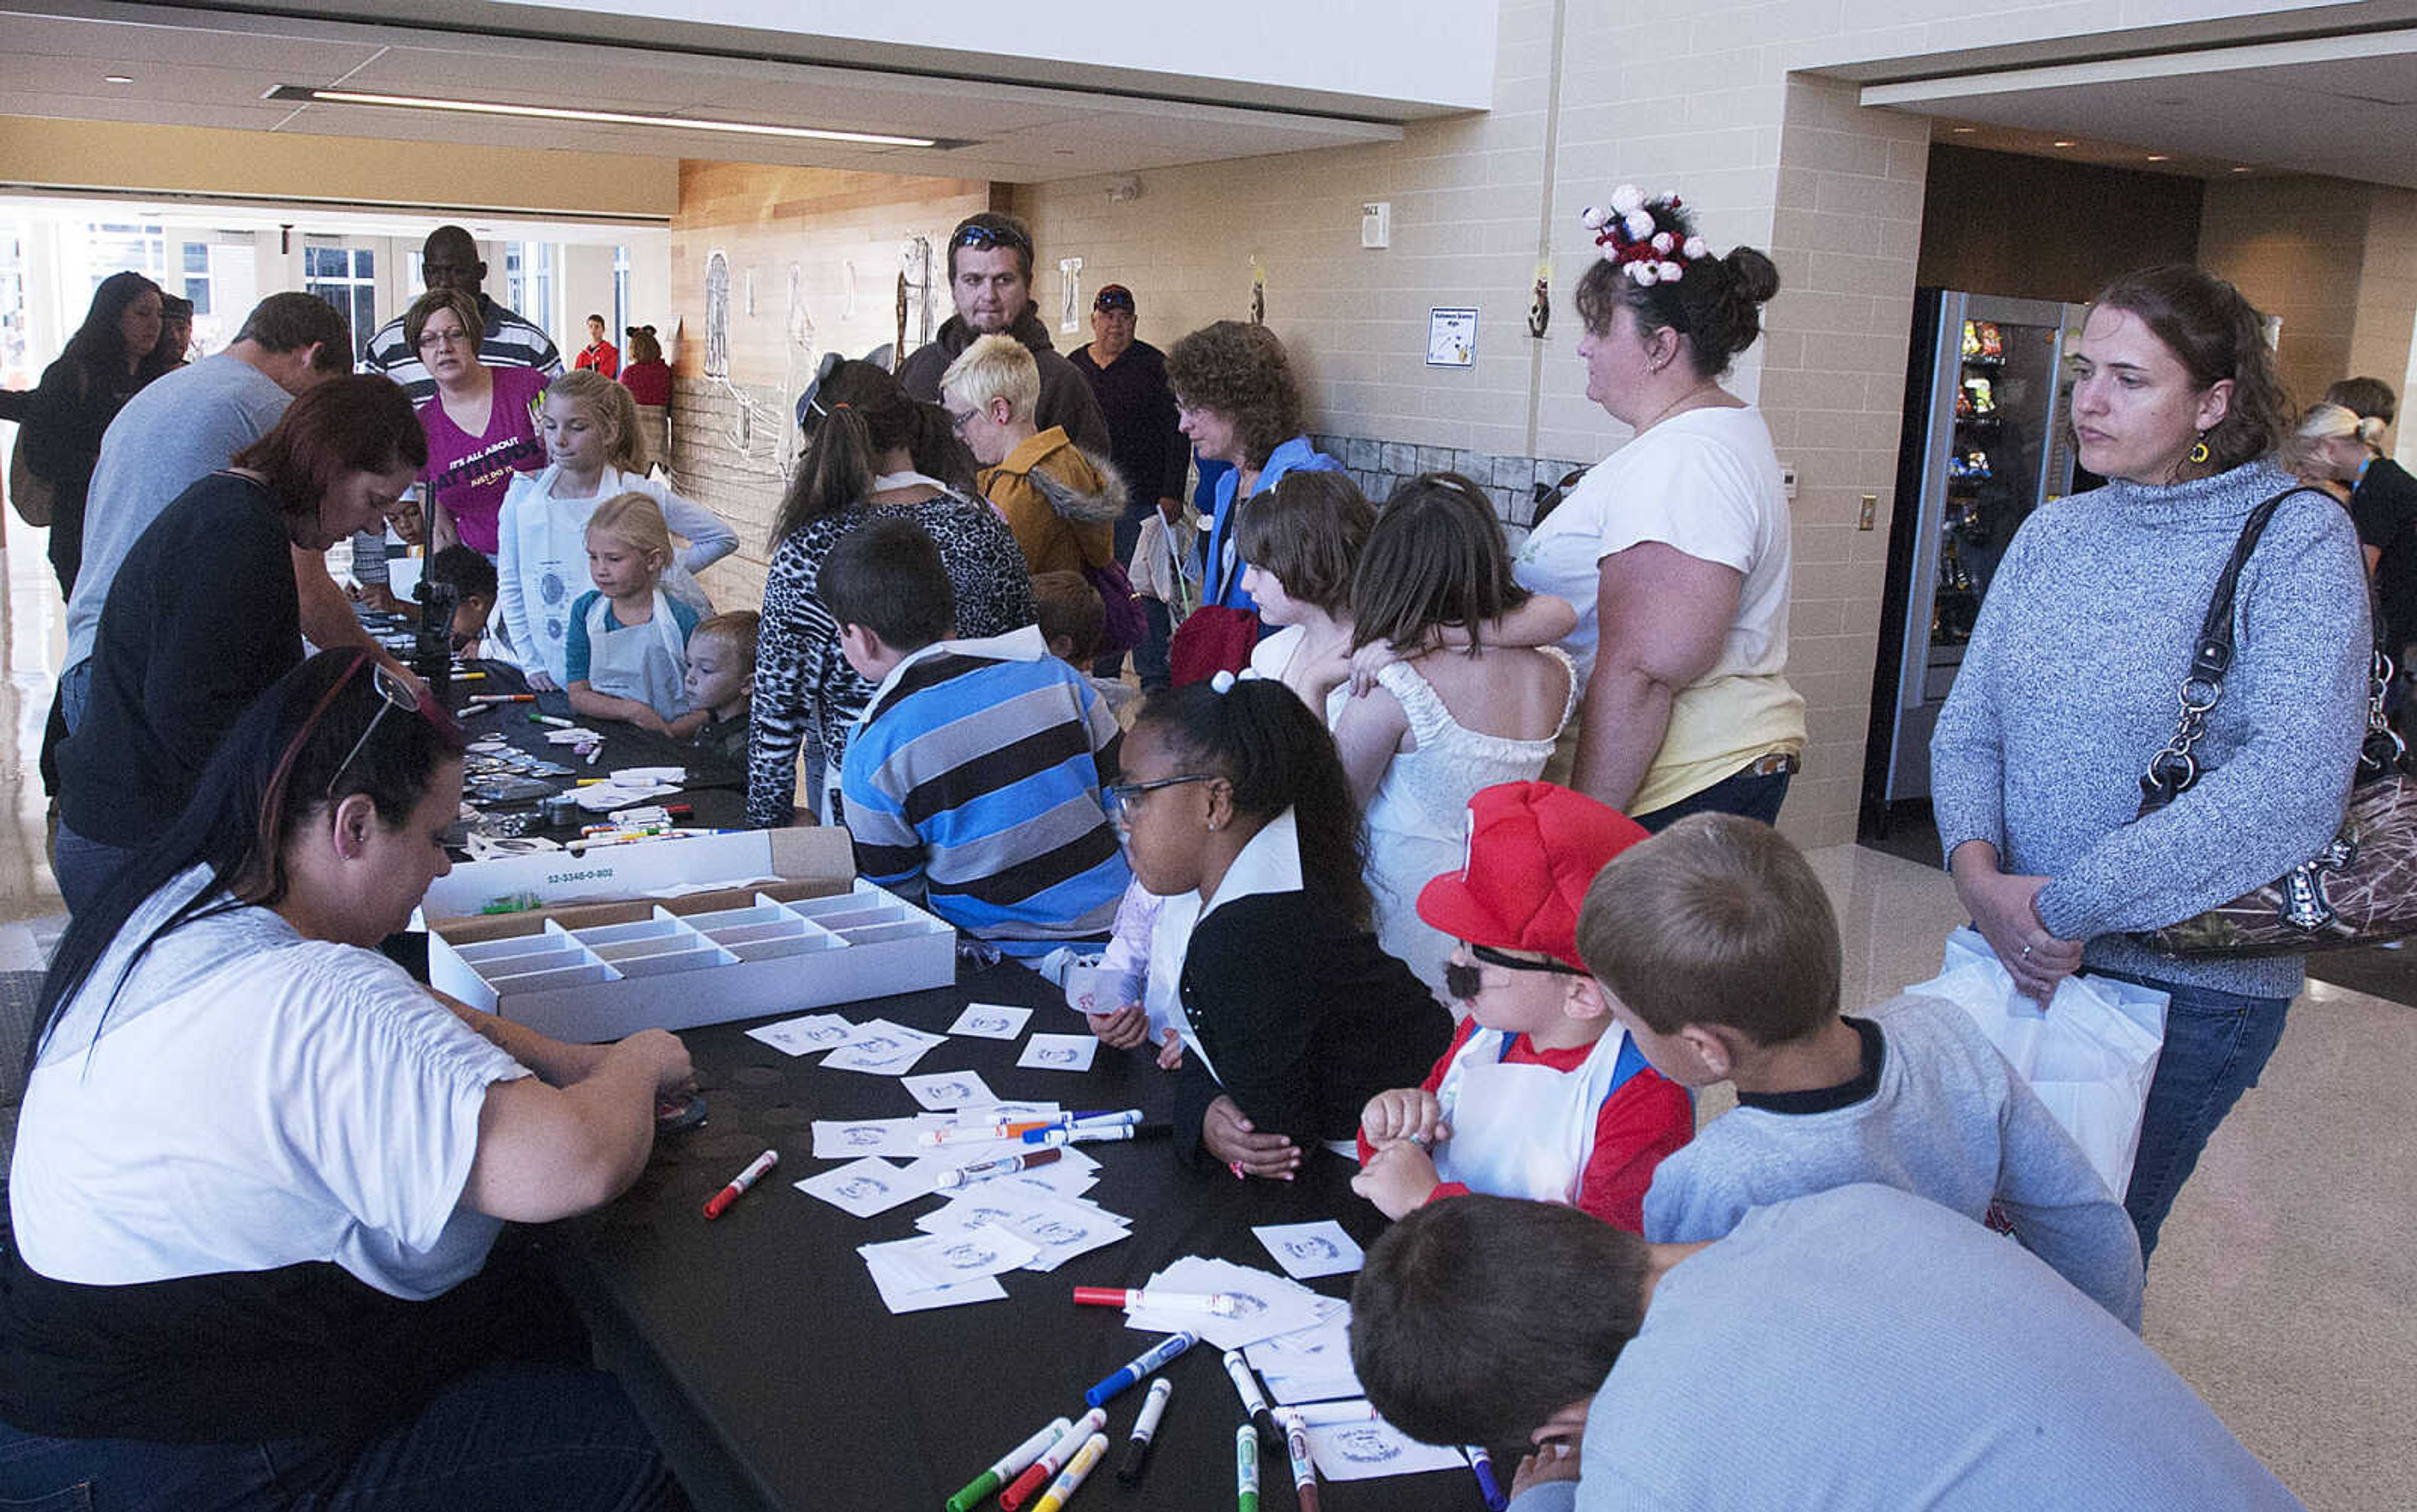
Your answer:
[1130,597,1173,692]
[1631,764,1793,832]
[0,1362,687,1512]
[51,823,132,916]
[2092,969,2292,1261]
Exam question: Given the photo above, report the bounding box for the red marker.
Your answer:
[703,1148,778,1219]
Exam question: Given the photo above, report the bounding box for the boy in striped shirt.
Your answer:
[827,517,1130,958]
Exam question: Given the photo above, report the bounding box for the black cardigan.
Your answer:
[1168,889,1453,1168]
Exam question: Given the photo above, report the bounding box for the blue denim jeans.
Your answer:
[2093,968,2293,1261]
[51,823,132,917]
[1631,764,1793,832]
[0,1361,686,1512]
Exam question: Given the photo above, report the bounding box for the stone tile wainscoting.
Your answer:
[1305,432,1591,551]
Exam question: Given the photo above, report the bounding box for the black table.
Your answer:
[548,961,1494,1512]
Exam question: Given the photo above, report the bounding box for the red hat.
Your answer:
[1415,781,1648,971]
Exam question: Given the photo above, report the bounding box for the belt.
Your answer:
[1746,752,1800,778]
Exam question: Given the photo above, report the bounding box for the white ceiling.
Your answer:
[1860,23,2417,190]
[0,1,1404,185]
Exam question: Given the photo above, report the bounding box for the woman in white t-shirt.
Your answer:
[0,649,694,1509]
[1516,184,1806,829]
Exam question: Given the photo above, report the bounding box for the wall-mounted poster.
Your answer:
[1426,307,1477,368]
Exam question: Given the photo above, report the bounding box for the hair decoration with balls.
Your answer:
[1581,185,1709,287]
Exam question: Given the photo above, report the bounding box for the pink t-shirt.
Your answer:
[418,364,549,555]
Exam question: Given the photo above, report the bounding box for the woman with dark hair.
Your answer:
[1932,264,2369,1261]
[22,269,166,594]
[1113,676,1451,1177]
[745,359,1035,825]
[2,650,692,1509]
[1515,186,1804,829]
[410,287,548,556]
[1236,469,1377,706]
[54,375,427,910]
[1164,322,1345,674]
[619,325,670,407]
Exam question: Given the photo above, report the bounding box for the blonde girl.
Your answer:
[497,370,736,690]
[564,492,708,736]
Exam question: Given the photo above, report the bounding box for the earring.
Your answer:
[2189,431,2211,465]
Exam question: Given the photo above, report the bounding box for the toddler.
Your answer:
[684,609,759,764]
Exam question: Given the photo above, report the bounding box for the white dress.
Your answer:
[1331,648,1579,1002]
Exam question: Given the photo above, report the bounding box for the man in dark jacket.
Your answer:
[1069,284,1189,678]
[898,212,1109,458]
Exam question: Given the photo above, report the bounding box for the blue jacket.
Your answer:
[1198,436,1345,612]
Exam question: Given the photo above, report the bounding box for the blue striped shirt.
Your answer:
[840,632,1128,956]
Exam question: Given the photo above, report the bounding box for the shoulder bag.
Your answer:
[2132,488,2417,956]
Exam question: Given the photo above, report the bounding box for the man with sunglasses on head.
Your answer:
[351,226,564,607]
[1351,781,1694,1232]
[898,212,1111,458]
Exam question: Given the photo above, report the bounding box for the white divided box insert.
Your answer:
[422,830,955,1041]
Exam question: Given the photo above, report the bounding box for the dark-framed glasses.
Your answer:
[1443,940,1585,1003]
[327,663,428,797]
[1101,774,1217,835]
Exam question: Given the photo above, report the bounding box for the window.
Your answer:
[181,241,212,316]
[612,244,631,342]
[303,244,379,359]
[86,223,167,289]
[504,241,554,332]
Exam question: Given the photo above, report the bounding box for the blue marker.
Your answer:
[1083,1329,1199,1408]
[1467,1445,1508,1511]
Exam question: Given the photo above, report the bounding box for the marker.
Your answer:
[1083,1330,1198,1408]
[1222,1350,1281,1449]
[1236,1425,1260,1512]
[1284,1401,1380,1428]
[946,1415,1072,1512]
[1000,1409,1107,1512]
[935,1146,1063,1190]
[1467,1445,1508,1511]
[1280,1412,1319,1512]
[1023,1122,1155,1147]
[1031,1431,1107,1512]
[922,1120,1042,1148]
[701,1149,777,1219]
[1071,1287,1239,1316]
[529,712,575,728]
[468,692,533,704]
[1116,1378,1173,1486]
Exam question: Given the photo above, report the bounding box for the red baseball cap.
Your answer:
[1416,781,1649,971]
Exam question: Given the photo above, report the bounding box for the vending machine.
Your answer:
[1864,290,2090,822]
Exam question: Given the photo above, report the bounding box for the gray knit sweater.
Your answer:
[1930,461,2370,998]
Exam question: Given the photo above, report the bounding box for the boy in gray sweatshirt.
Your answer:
[1577,813,2143,1329]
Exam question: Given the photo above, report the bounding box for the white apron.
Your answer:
[1431,1025,1645,1204]
[583,590,689,715]
[509,466,710,685]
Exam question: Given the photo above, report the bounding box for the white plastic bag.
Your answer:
[1906,928,2168,1200]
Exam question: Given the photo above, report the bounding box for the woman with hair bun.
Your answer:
[1516,186,1805,829]
[1932,264,2370,1261]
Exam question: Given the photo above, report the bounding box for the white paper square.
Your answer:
[1123,1256,1328,1350]
[810,1116,948,1159]
[863,1253,1006,1314]
[864,1229,1043,1290]
[901,1071,998,1111]
[948,1002,1034,1040]
[794,1157,935,1217]
[1246,1307,1363,1405]
[821,1019,944,1076]
[745,1012,856,1056]
[1252,1221,1365,1279]
[1304,1419,1467,1481]
[1016,1033,1098,1073]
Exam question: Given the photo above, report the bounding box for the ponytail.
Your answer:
[773,403,876,546]
[773,359,975,544]
[1132,680,1372,930]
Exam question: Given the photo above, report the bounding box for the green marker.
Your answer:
[946,1415,1070,1512]
[1236,1424,1260,1512]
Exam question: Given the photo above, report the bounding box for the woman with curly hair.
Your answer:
[1164,322,1344,678]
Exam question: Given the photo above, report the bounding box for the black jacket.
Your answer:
[1168,890,1454,1168]
[1069,339,1190,507]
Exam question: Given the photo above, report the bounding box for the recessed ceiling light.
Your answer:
[1950,126,1976,134]
[262,84,948,149]
[2145,154,2171,162]
[2231,166,2253,173]
[2052,139,2076,148]
[103,74,133,84]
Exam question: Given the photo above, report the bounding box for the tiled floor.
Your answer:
[0,526,2406,1508]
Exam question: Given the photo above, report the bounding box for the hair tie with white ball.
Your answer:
[1586,184,1711,288]
[1208,670,1237,694]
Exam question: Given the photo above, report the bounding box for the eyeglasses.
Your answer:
[327,662,431,797]
[952,221,1032,256]
[1443,940,1584,1003]
[1101,774,1218,836]
[416,327,473,351]
[945,405,979,434]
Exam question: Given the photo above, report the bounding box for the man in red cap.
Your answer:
[1351,781,1694,1230]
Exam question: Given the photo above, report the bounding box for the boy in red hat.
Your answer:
[1352,781,1693,1230]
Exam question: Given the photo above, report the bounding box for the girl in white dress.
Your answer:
[1332,473,1578,1001]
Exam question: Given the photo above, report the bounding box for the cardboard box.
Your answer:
[421,828,957,1041]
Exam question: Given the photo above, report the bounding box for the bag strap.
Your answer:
[2139,487,2320,810]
